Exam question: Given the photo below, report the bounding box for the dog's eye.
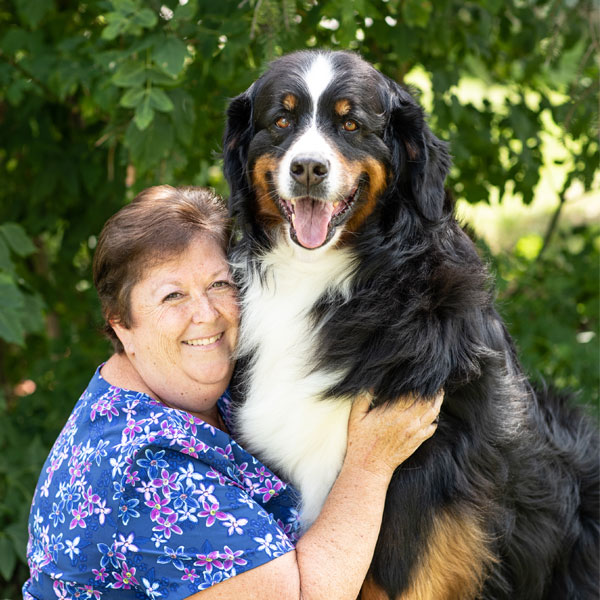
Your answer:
[275,117,291,129]
[343,119,358,132]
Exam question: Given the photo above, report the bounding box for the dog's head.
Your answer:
[224,50,451,251]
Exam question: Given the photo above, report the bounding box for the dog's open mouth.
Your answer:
[278,184,362,249]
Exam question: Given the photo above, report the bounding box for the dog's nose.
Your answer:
[290,155,329,187]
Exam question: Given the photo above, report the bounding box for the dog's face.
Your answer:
[224,50,450,250]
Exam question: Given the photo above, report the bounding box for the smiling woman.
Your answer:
[22,185,441,600]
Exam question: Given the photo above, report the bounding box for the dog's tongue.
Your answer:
[294,198,334,249]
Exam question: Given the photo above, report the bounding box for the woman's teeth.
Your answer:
[183,333,223,346]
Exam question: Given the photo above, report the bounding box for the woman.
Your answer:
[23,185,442,600]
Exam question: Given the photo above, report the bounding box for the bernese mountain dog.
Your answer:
[222,50,599,599]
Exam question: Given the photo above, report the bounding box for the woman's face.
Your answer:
[113,235,239,418]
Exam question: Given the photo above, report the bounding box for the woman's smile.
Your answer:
[182,332,224,347]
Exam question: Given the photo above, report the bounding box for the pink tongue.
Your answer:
[294,198,335,249]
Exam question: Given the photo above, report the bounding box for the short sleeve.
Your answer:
[115,444,295,596]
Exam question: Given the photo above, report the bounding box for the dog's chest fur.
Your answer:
[234,236,356,527]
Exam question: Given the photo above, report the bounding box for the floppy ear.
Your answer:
[384,81,451,222]
[222,87,254,201]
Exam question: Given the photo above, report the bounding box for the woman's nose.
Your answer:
[190,294,219,323]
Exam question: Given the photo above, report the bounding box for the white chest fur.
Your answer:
[235,238,357,528]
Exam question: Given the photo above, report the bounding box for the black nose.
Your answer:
[290,155,329,187]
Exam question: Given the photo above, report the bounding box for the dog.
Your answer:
[222,50,599,599]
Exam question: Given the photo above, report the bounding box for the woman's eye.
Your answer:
[275,116,291,129]
[211,280,233,290]
[343,119,358,132]
[163,292,182,302]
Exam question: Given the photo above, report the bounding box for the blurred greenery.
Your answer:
[0,0,598,594]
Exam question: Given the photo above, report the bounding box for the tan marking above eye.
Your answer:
[282,94,297,111]
[335,99,351,116]
[343,119,358,132]
[275,116,291,129]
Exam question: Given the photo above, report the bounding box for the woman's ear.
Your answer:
[383,78,451,222]
[110,319,135,355]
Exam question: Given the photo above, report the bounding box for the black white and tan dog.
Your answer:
[222,50,599,599]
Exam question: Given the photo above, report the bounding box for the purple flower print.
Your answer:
[198,501,228,527]
[81,486,100,513]
[153,468,179,495]
[193,551,223,574]
[181,567,200,582]
[146,492,174,521]
[181,413,201,436]
[153,512,183,539]
[112,562,139,589]
[92,567,108,583]
[181,436,208,458]
[123,417,143,441]
[220,545,247,570]
[69,505,88,529]
[258,479,283,503]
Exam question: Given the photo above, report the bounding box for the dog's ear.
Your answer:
[223,86,254,198]
[383,81,451,222]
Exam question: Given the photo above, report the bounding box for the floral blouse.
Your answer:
[23,365,300,599]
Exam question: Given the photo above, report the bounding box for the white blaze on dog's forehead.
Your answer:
[302,53,334,118]
[276,53,345,203]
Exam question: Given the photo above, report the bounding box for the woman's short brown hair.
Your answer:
[93,185,230,353]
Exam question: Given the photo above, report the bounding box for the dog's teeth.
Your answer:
[290,199,296,206]
[333,201,340,209]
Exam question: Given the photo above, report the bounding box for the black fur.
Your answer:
[223,50,599,599]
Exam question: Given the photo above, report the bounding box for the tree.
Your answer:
[0,0,597,591]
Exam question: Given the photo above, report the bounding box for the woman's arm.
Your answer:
[187,391,443,600]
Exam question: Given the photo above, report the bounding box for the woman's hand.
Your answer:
[344,390,443,482]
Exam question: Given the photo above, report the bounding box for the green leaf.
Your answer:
[120,86,146,108]
[0,307,25,346]
[0,237,13,273]
[112,61,146,88]
[124,113,174,171]
[170,89,196,146]
[153,37,188,78]
[133,8,158,29]
[148,88,174,113]
[0,277,25,309]
[15,0,54,29]
[6,521,29,557]
[19,293,45,335]
[401,0,432,28]
[0,536,16,581]
[0,223,36,257]
[134,94,154,130]
[101,22,122,40]
[173,0,198,20]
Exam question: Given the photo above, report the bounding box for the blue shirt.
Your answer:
[23,365,299,599]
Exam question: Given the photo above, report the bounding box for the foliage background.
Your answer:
[0,0,598,594]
